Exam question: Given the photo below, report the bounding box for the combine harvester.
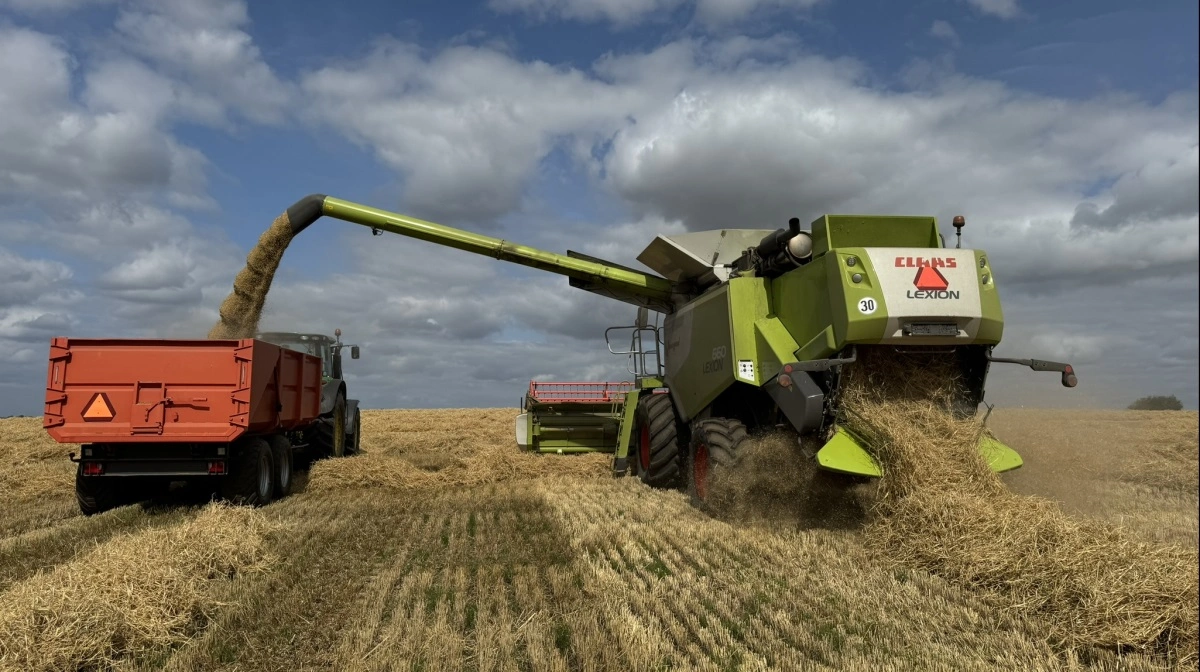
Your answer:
[43,331,363,514]
[274,196,1078,507]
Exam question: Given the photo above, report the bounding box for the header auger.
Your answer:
[282,194,1077,507]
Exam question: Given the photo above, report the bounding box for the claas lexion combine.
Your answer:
[278,195,1077,505]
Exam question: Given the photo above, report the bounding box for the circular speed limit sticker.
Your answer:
[858,298,877,315]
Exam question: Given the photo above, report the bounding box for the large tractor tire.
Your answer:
[222,437,276,507]
[76,469,119,516]
[686,417,748,511]
[312,395,347,459]
[347,406,362,455]
[266,434,294,499]
[634,392,684,489]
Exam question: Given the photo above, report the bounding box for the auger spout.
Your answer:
[284,194,676,312]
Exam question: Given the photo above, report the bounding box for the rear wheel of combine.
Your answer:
[634,392,684,489]
[687,417,748,511]
[267,435,294,499]
[223,437,276,507]
[75,469,118,516]
[312,395,347,459]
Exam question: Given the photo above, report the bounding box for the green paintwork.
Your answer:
[975,251,1005,343]
[979,435,1024,473]
[816,429,884,477]
[522,386,633,454]
[321,197,673,309]
[811,214,942,256]
[614,388,641,461]
[819,429,1024,477]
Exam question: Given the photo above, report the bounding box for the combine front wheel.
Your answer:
[634,393,684,489]
[687,417,748,511]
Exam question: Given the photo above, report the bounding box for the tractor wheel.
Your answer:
[75,468,119,516]
[634,392,685,489]
[312,395,347,459]
[346,407,362,455]
[267,434,294,499]
[686,417,748,511]
[222,437,276,507]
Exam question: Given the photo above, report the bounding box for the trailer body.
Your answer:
[41,337,348,514]
[44,338,322,450]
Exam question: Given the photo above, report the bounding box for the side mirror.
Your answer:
[350,346,360,360]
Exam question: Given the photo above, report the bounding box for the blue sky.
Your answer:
[0,0,1197,415]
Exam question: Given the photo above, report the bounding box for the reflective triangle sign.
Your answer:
[913,266,949,291]
[82,393,115,421]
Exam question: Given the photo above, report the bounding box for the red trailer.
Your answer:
[43,338,326,514]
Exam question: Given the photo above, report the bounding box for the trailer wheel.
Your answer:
[267,435,294,499]
[223,438,276,506]
[634,392,684,489]
[687,417,748,511]
[75,468,118,516]
[313,395,347,459]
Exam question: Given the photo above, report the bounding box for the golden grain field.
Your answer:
[0,407,1195,672]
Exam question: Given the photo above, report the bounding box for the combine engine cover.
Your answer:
[846,247,1003,346]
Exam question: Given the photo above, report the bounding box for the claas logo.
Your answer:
[82,393,115,421]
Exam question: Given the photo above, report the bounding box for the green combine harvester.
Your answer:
[282,196,1077,506]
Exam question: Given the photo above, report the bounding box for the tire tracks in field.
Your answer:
[328,484,597,672]
[0,503,200,593]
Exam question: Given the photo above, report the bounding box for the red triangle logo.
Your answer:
[914,266,949,291]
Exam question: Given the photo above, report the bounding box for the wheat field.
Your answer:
[0,407,1195,671]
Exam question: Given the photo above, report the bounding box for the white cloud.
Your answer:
[0,247,73,309]
[487,0,823,27]
[929,20,960,47]
[962,0,1021,20]
[0,26,211,210]
[488,0,685,26]
[0,0,113,13]
[112,0,292,125]
[300,41,652,222]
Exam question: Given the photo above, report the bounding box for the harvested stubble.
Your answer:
[0,503,275,672]
[838,349,1200,664]
[207,212,293,339]
[308,409,611,493]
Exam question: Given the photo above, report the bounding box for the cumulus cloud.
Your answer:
[113,0,292,125]
[0,0,113,12]
[929,20,960,47]
[0,248,73,309]
[488,0,686,26]
[962,0,1021,20]
[0,26,210,209]
[488,0,823,26]
[300,40,651,222]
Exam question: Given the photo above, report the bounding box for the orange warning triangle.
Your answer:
[913,266,949,291]
[82,393,115,420]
